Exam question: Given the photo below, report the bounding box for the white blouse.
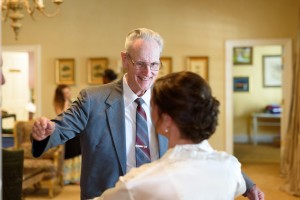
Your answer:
[93,140,246,200]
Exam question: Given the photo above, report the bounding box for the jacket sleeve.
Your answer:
[242,171,255,195]
[31,137,50,157]
[32,88,90,158]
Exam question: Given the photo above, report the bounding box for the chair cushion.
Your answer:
[24,159,56,179]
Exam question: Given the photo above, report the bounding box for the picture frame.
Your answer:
[55,58,75,85]
[262,55,282,87]
[158,57,172,78]
[186,56,209,81]
[87,57,109,84]
[233,47,253,65]
[233,77,249,92]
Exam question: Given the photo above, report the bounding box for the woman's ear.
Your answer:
[162,113,172,127]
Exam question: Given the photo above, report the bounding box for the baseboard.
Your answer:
[234,134,279,144]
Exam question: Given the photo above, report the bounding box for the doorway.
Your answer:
[224,39,293,162]
[2,45,41,127]
[2,52,31,125]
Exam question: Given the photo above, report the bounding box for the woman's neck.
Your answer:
[167,126,194,148]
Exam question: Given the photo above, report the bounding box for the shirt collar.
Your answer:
[163,140,215,159]
[123,73,151,107]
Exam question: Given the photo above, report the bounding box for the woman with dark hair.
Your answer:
[94,71,248,199]
[53,84,81,185]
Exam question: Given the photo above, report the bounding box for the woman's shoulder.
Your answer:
[120,160,165,184]
[210,150,242,170]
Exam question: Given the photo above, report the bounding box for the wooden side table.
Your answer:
[251,113,281,145]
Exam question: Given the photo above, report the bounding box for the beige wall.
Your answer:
[234,46,282,138]
[2,0,299,151]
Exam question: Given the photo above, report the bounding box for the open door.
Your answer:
[225,39,292,160]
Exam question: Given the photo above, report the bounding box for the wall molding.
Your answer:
[234,134,280,144]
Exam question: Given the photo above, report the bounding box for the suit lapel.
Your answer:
[106,80,127,174]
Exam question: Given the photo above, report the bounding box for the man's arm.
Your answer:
[31,117,55,157]
[242,172,265,200]
[31,136,50,157]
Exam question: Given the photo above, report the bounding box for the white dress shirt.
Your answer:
[94,140,246,200]
[122,75,159,172]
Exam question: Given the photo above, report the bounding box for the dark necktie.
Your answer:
[135,98,151,167]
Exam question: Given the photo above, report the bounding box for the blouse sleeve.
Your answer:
[93,177,133,200]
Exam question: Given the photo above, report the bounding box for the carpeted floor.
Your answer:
[235,162,299,200]
[234,143,299,200]
[234,143,280,163]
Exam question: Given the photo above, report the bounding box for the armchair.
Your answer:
[13,120,64,197]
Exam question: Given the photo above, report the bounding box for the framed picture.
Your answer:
[233,47,253,65]
[233,77,249,92]
[186,56,208,81]
[55,58,75,85]
[263,55,282,87]
[158,57,172,78]
[87,57,109,84]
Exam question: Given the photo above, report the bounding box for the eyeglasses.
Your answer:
[127,53,162,71]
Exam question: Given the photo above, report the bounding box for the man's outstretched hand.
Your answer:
[32,117,55,141]
[245,185,265,200]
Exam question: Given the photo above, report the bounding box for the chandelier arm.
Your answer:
[29,12,37,21]
[38,6,60,18]
[2,8,10,22]
[2,0,9,22]
[23,0,35,16]
[2,0,63,40]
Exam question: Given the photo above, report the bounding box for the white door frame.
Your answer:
[2,45,42,117]
[225,39,292,155]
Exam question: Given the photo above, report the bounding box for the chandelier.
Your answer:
[1,0,63,40]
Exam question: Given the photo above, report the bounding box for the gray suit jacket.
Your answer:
[32,79,169,199]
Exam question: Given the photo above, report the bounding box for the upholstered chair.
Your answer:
[13,120,64,197]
